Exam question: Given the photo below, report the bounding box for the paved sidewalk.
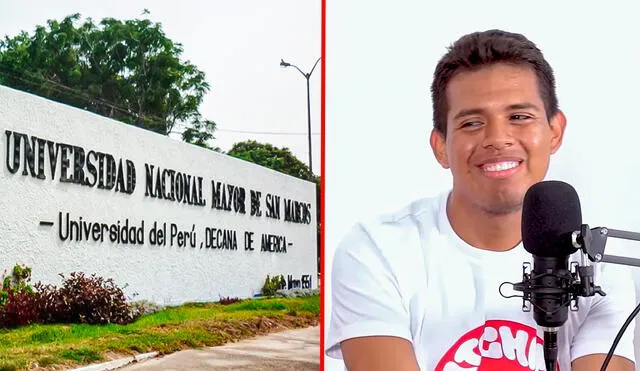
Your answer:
[117,326,320,371]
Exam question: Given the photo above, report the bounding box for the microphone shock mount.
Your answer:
[499,223,640,371]
[499,258,606,316]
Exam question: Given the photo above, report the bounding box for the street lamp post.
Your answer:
[280,57,321,176]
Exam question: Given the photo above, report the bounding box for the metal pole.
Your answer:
[306,75,312,175]
[280,57,320,176]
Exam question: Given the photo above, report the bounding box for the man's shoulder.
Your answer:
[360,192,445,237]
[337,192,447,260]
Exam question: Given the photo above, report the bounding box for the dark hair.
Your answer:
[430,29,558,137]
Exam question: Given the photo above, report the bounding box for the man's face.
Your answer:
[430,63,566,215]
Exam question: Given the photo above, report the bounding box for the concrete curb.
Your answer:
[69,352,159,371]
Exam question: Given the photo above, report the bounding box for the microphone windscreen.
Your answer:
[521,180,582,257]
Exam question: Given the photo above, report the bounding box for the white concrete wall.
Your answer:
[0,85,317,306]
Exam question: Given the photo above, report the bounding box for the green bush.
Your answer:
[0,264,141,328]
[261,275,285,296]
[1,264,34,306]
[0,264,39,327]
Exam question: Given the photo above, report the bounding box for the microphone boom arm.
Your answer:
[573,224,640,371]
[578,225,640,268]
[501,224,640,371]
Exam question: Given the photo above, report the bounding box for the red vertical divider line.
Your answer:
[319,0,327,369]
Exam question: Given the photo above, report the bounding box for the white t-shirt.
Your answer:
[326,190,637,371]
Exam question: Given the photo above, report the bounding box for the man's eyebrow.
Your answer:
[453,108,484,120]
[507,102,541,111]
[452,103,542,120]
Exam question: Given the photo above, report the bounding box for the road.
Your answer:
[118,326,320,371]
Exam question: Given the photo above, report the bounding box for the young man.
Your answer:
[325,30,636,371]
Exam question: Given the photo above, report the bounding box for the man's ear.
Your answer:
[549,110,567,154]
[430,129,449,169]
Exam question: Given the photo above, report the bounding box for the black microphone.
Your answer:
[521,180,583,371]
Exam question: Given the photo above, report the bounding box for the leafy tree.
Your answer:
[227,140,315,181]
[227,140,321,273]
[0,13,215,149]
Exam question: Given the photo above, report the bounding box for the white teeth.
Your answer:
[483,161,519,172]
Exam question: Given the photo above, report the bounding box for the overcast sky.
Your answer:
[0,0,321,174]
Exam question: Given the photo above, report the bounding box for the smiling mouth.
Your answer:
[479,160,523,178]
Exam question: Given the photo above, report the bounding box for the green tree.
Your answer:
[227,140,315,181]
[0,13,215,149]
[227,140,321,273]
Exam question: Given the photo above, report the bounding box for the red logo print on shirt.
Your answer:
[434,320,560,371]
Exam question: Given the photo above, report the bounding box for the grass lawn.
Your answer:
[0,295,320,371]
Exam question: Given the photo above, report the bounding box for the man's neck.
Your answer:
[446,191,522,252]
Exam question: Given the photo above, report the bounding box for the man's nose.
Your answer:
[481,120,514,150]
